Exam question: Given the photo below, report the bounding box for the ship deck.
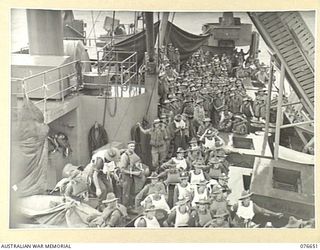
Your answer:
[15,83,146,124]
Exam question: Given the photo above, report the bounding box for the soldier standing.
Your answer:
[138,119,168,170]
[173,48,181,72]
[119,141,144,208]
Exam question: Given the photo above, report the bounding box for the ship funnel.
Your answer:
[221,12,235,26]
[27,9,64,56]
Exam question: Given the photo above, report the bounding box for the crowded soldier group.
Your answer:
[57,45,294,228]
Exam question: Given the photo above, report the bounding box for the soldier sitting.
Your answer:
[206,156,224,179]
[191,198,213,227]
[163,198,193,227]
[52,163,88,201]
[141,186,170,214]
[197,117,214,138]
[134,205,161,228]
[158,159,181,185]
[218,107,233,132]
[171,147,190,171]
[204,208,230,228]
[191,180,209,207]
[231,190,283,228]
[232,114,248,135]
[240,96,254,119]
[88,192,128,227]
[209,186,229,216]
[189,161,207,187]
[134,172,167,213]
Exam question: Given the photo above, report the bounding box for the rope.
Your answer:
[106,92,118,117]
[113,97,136,138]
[144,70,157,118]
[106,11,118,117]
[103,11,117,120]
[102,95,107,126]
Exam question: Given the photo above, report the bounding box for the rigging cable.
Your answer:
[87,11,102,39]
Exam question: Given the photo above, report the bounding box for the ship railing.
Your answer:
[97,46,116,71]
[11,60,79,123]
[82,50,140,96]
[12,50,140,121]
[63,37,107,47]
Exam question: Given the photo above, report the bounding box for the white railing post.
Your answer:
[43,72,47,123]
[120,61,124,97]
[58,67,64,103]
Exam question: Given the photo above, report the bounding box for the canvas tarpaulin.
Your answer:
[18,195,101,227]
[113,21,160,66]
[113,21,210,66]
[12,98,49,197]
[164,21,210,63]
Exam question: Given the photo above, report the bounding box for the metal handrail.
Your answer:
[123,63,137,74]
[122,73,137,86]
[46,84,77,100]
[81,60,124,64]
[102,40,113,50]
[12,60,79,124]
[121,52,137,64]
[21,72,77,95]
[21,61,77,82]
[12,50,141,116]
[11,78,23,81]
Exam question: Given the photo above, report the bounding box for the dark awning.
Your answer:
[113,21,210,66]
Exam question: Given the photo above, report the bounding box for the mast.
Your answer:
[145,12,155,62]
[143,12,158,122]
[155,12,170,48]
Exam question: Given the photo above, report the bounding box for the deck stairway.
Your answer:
[248,12,315,119]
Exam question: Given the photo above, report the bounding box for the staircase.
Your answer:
[248,12,315,118]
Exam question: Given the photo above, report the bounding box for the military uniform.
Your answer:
[173,49,181,72]
[206,219,230,228]
[193,103,206,127]
[135,181,167,209]
[150,126,168,169]
[253,91,267,119]
[232,115,248,135]
[165,205,192,227]
[119,149,144,207]
[192,208,213,227]
[90,203,127,227]
[229,93,243,114]
[218,110,233,132]
[167,45,175,63]
[211,94,225,126]
[86,148,120,201]
[241,99,254,118]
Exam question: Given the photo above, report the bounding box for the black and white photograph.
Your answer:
[9,9,315,231]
